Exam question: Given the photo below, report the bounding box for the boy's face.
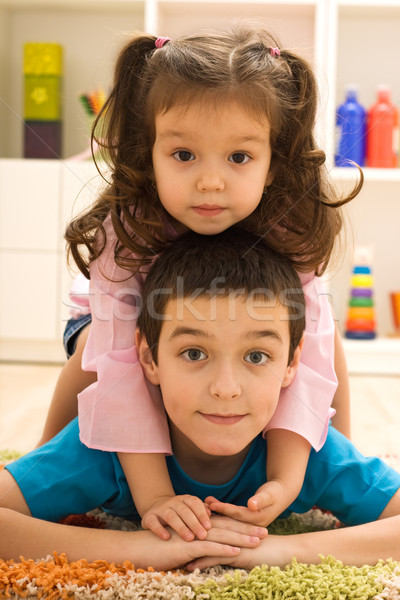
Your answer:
[138,293,301,461]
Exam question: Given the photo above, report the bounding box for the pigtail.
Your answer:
[66,33,168,279]
[249,47,363,275]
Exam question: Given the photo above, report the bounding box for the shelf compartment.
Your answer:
[343,337,400,375]
[0,2,145,159]
[156,1,316,65]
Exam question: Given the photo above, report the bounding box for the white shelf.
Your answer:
[0,0,144,9]
[332,167,400,183]
[343,338,400,376]
[1,0,400,364]
[0,339,65,364]
[338,0,400,12]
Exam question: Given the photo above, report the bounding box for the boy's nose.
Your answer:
[209,363,241,400]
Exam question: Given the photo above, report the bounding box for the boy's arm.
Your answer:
[118,452,211,540]
[188,511,400,571]
[0,508,264,567]
[330,324,351,438]
[205,430,311,527]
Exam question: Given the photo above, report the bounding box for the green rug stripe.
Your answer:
[0,449,22,462]
[194,557,397,599]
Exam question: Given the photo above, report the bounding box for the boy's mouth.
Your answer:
[200,413,245,425]
[193,205,225,217]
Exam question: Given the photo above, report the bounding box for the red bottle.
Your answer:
[366,86,399,168]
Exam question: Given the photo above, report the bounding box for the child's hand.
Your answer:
[205,480,293,528]
[136,515,268,571]
[141,494,212,541]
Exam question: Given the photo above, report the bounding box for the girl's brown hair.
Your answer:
[66,22,362,279]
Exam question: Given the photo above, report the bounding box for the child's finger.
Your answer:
[157,507,198,541]
[247,488,274,511]
[205,522,264,548]
[181,496,212,531]
[141,514,171,540]
[206,500,272,527]
[206,499,257,522]
[169,504,209,539]
[209,515,268,540]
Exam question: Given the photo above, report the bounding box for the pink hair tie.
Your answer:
[268,46,280,57]
[155,37,171,49]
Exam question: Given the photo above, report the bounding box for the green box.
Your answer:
[24,75,62,120]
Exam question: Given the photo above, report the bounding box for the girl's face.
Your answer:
[152,100,273,234]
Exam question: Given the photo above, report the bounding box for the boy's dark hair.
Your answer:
[137,227,305,364]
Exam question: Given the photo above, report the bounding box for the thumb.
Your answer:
[248,487,274,512]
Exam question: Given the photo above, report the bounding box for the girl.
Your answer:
[40,22,361,540]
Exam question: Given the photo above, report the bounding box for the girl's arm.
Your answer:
[263,274,338,452]
[118,452,211,541]
[206,430,311,527]
[36,325,96,446]
[252,429,311,523]
[330,323,351,438]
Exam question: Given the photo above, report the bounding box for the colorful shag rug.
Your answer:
[2,450,400,600]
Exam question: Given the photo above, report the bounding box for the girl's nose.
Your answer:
[196,168,225,192]
[209,362,241,400]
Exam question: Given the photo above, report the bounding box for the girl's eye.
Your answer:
[229,152,250,164]
[173,150,195,162]
[244,351,269,365]
[181,348,207,362]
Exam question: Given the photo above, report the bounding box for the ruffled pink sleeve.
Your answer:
[78,215,171,453]
[263,273,337,451]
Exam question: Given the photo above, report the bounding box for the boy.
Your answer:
[1,228,400,569]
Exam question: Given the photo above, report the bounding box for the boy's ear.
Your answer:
[135,329,160,385]
[281,336,304,388]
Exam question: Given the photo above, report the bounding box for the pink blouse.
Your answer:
[77,216,337,453]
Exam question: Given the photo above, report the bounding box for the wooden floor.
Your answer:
[1,362,400,458]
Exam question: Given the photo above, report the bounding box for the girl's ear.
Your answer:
[135,329,160,385]
[265,170,274,187]
[281,336,304,388]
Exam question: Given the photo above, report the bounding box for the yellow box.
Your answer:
[24,43,63,76]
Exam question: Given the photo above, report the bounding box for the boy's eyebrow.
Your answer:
[247,329,284,344]
[168,327,213,340]
[169,326,283,343]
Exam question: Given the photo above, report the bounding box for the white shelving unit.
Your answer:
[0,0,399,372]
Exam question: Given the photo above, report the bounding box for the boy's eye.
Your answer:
[229,152,250,164]
[244,351,269,365]
[173,150,195,162]
[182,348,207,361]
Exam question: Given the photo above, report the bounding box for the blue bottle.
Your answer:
[335,86,367,167]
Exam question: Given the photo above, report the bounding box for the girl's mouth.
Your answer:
[193,205,225,217]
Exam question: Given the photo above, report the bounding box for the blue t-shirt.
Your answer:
[6,417,400,526]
